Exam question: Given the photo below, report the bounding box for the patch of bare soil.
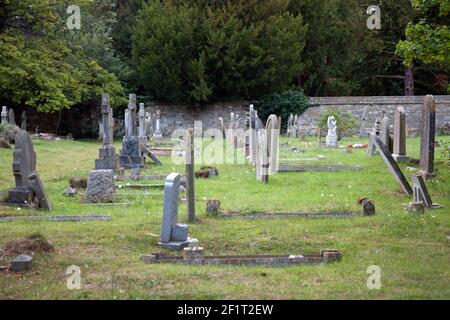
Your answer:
[0,233,54,257]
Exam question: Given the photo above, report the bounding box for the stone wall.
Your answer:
[300,96,450,136]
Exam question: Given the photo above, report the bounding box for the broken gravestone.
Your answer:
[10,254,33,272]
[410,174,442,209]
[9,130,52,210]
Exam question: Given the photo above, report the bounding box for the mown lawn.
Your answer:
[0,135,449,299]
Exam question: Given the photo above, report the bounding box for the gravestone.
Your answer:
[185,129,195,223]
[10,254,32,272]
[138,103,147,145]
[368,111,384,156]
[266,115,280,175]
[21,111,27,131]
[287,114,293,137]
[392,107,409,162]
[248,105,257,163]
[1,106,7,124]
[9,130,37,205]
[9,130,51,210]
[419,95,436,178]
[326,116,338,148]
[379,114,390,153]
[293,114,298,138]
[95,94,118,171]
[85,170,116,203]
[8,108,15,125]
[153,110,163,139]
[159,173,190,250]
[256,130,269,183]
[120,94,144,168]
[145,112,153,139]
[359,110,368,137]
[218,117,225,139]
[410,174,441,208]
[371,133,413,195]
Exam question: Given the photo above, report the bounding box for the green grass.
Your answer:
[0,135,449,299]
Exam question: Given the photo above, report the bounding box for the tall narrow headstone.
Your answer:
[120,94,144,168]
[8,108,15,125]
[379,115,390,153]
[1,106,8,124]
[21,111,27,131]
[128,94,137,136]
[248,105,257,163]
[95,94,118,171]
[368,112,384,156]
[145,112,153,139]
[185,128,195,223]
[138,103,147,145]
[292,114,298,138]
[287,114,293,137]
[218,117,225,139]
[266,115,280,175]
[326,116,338,148]
[392,107,409,162]
[419,95,436,178]
[153,110,163,139]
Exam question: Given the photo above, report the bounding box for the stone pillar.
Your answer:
[249,105,257,163]
[1,106,8,124]
[419,95,436,178]
[392,107,409,162]
[185,128,195,223]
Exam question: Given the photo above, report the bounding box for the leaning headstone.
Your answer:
[10,254,32,272]
[95,94,118,171]
[326,116,338,148]
[1,106,7,124]
[159,173,190,250]
[85,170,116,203]
[9,130,37,205]
[29,172,52,211]
[372,133,413,195]
[410,174,441,208]
[8,108,15,125]
[419,95,436,178]
[185,129,196,223]
[392,107,409,162]
[21,111,27,131]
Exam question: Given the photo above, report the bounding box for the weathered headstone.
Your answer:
[248,105,257,163]
[368,111,384,156]
[159,173,190,250]
[266,115,280,175]
[410,174,441,208]
[372,133,413,195]
[419,95,436,178]
[9,130,37,205]
[152,110,163,139]
[138,103,147,145]
[326,116,338,148]
[218,117,225,139]
[1,106,7,124]
[95,94,118,171]
[8,108,15,125]
[287,114,293,137]
[29,172,52,211]
[85,170,116,203]
[145,112,153,139]
[21,111,27,131]
[120,95,144,168]
[293,114,298,138]
[392,107,409,162]
[10,254,32,272]
[379,114,390,153]
[185,129,196,223]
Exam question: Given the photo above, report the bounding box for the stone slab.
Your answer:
[10,254,32,272]
[278,165,363,172]
[0,214,112,222]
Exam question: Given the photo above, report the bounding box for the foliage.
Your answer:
[318,109,359,140]
[0,123,19,143]
[132,0,307,103]
[255,90,310,130]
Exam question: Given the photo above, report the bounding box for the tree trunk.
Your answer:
[404,66,414,96]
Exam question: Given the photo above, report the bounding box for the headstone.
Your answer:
[359,111,367,137]
[392,107,409,162]
[419,95,436,178]
[159,173,190,250]
[316,128,322,145]
[95,94,118,171]
[287,114,293,137]
[120,95,144,168]
[379,115,390,152]
[128,94,137,136]
[371,133,413,195]
[10,254,32,272]
[1,106,7,124]
[218,117,225,139]
[185,129,195,223]
[29,172,52,211]
[85,170,116,203]
[8,108,15,125]
[228,112,235,146]
[153,110,163,139]
[248,105,257,163]
[145,112,153,139]
[21,111,27,130]
[368,111,384,155]
[266,115,280,175]
[138,103,147,145]
[9,130,38,205]
[293,114,298,138]
[410,174,441,208]
[326,116,338,148]
[256,130,269,183]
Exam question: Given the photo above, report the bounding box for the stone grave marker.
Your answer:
[21,111,27,130]
[120,94,144,168]
[185,129,196,223]
[152,110,163,139]
[159,173,190,250]
[419,95,436,178]
[410,174,441,208]
[28,172,52,211]
[266,115,280,175]
[392,107,409,162]
[326,116,338,148]
[368,111,384,156]
[95,94,118,171]
[85,170,116,203]
[138,103,147,145]
[372,133,413,195]
[8,108,15,125]
[379,114,390,153]
[1,106,7,124]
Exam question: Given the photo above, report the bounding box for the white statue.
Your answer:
[326,116,338,148]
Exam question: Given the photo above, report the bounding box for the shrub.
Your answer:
[0,123,20,143]
[255,90,310,130]
[318,109,359,140]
